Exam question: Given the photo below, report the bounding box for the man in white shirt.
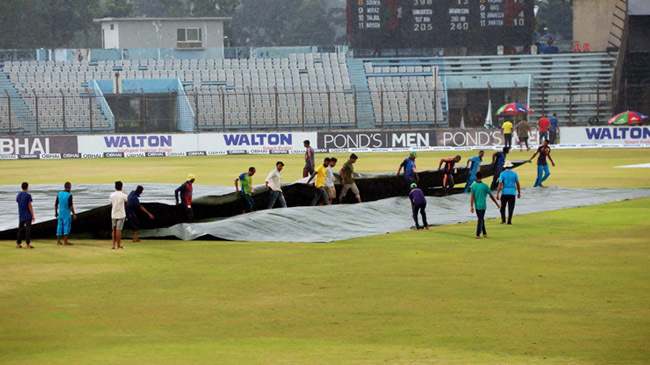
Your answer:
[265,161,287,209]
[109,181,129,249]
[325,157,338,204]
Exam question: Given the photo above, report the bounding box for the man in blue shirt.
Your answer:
[549,113,559,144]
[490,147,509,190]
[408,183,429,230]
[55,182,76,246]
[397,151,419,184]
[496,161,521,225]
[464,150,484,193]
[16,182,35,249]
[470,172,500,239]
[126,185,155,242]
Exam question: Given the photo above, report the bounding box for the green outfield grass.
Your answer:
[1,149,649,364]
[1,148,649,188]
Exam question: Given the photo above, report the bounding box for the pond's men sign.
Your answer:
[317,130,436,150]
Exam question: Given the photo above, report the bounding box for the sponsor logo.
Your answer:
[270,150,289,154]
[584,127,650,140]
[249,149,269,155]
[438,130,503,147]
[313,148,328,153]
[125,152,146,158]
[145,152,167,157]
[168,152,186,157]
[223,133,292,146]
[40,153,61,159]
[318,131,435,149]
[207,151,227,156]
[103,152,124,158]
[104,135,173,148]
[0,154,18,160]
[227,150,248,155]
[82,153,103,158]
[62,153,82,159]
[0,136,77,155]
[19,154,39,159]
[186,151,207,156]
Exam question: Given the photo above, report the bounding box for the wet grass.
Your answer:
[1,148,649,188]
[0,149,649,363]
[0,198,649,364]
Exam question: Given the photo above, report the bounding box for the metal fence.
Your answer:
[0,84,621,135]
[0,87,447,135]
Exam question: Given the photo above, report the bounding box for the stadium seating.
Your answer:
[362,53,615,125]
[0,50,616,134]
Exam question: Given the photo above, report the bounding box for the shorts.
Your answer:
[56,215,71,236]
[325,186,336,199]
[518,136,528,142]
[126,211,139,231]
[340,183,360,199]
[112,218,125,230]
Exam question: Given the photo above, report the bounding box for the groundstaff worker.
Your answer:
[175,174,195,221]
[265,161,287,209]
[496,161,520,225]
[126,185,155,242]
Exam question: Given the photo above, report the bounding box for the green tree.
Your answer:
[286,0,335,46]
[191,0,239,16]
[231,0,308,46]
[103,0,136,17]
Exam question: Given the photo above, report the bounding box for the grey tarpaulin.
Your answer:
[0,161,525,239]
[138,187,650,243]
[0,183,227,230]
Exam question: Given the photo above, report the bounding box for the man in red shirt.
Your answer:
[537,115,551,144]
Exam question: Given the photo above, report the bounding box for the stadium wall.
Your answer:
[1,127,648,160]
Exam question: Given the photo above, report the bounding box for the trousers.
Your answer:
[17,220,32,244]
[534,165,551,187]
[500,195,516,224]
[476,209,487,237]
[412,204,428,229]
[268,190,287,209]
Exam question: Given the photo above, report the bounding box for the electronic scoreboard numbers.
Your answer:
[347,0,534,51]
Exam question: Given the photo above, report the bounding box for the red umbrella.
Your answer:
[496,103,533,115]
[608,111,648,125]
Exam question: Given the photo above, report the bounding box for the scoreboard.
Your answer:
[347,0,535,50]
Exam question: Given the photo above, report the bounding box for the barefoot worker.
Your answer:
[516,119,532,152]
[339,154,362,204]
[235,167,256,213]
[306,158,330,206]
[55,182,77,246]
[303,140,315,178]
[438,155,462,195]
[16,182,35,249]
[409,183,429,230]
[265,162,287,209]
[175,174,195,221]
[464,150,484,193]
[470,172,500,239]
[490,147,509,190]
[496,161,521,225]
[126,185,155,242]
[325,157,338,204]
[529,139,555,187]
[110,181,128,250]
